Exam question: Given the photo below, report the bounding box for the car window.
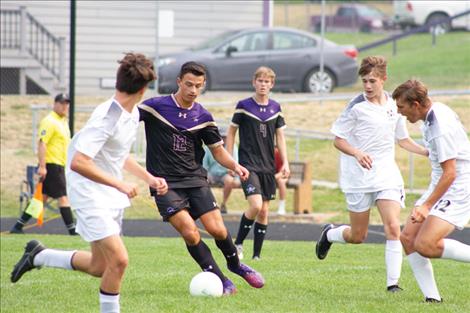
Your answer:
[273,32,316,50]
[190,30,240,51]
[357,6,384,18]
[337,8,356,17]
[218,32,269,53]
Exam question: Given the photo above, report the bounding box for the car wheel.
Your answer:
[427,13,451,34]
[304,69,335,93]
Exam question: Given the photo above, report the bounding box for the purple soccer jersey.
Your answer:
[139,95,223,189]
[231,97,285,173]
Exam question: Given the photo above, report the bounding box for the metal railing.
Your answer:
[0,6,65,84]
[358,10,470,54]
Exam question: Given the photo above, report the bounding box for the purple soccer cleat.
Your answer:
[222,279,237,295]
[229,263,265,288]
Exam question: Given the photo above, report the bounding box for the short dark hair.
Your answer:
[392,79,429,106]
[358,56,387,78]
[115,52,156,94]
[178,61,206,79]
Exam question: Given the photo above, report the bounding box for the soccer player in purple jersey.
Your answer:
[139,61,264,295]
[226,66,290,260]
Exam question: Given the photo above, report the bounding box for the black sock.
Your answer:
[186,240,226,282]
[59,206,76,235]
[253,222,268,258]
[215,232,239,269]
[12,212,32,230]
[234,214,254,245]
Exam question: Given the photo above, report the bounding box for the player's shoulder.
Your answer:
[426,103,458,138]
[192,101,215,121]
[346,93,367,111]
[140,95,172,109]
[236,97,253,109]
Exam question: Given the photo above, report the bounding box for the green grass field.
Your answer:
[1,235,469,313]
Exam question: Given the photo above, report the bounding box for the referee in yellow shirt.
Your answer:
[11,93,76,235]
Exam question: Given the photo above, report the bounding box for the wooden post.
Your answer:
[293,161,312,214]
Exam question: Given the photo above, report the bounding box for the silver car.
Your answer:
[157,27,358,94]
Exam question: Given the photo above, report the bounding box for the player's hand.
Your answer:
[149,177,168,195]
[354,150,373,170]
[234,164,249,181]
[37,166,47,181]
[410,205,429,224]
[280,164,290,179]
[117,182,138,199]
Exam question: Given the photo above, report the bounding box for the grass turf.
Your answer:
[1,234,469,313]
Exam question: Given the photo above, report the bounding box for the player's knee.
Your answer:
[414,238,437,258]
[350,232,367,244]
[257,209,268,221]
[207,227,227,240]
[400,230,415,249]
[385,222,401,239]
[182,228,200,245]
[109,255,129,273]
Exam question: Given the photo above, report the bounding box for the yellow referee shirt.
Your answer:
[38,111,71,166]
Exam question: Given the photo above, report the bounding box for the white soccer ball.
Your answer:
[189,271,223,297]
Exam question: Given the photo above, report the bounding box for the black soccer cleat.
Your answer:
[10,240,46,283]
[387,284,403,293]
[9,227,24,234]
[425,297,443,303]
[315,224,334,260]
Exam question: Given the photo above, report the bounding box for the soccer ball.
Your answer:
[189,271,223,297]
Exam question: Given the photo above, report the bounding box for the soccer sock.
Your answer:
[12,212,33,230]
[277,200,286,213]
[234,214,254,245]
[253,222,267,258]
[59,206,76,235]
[441,238,470,262]
[215,232,240,269]
[407,252,441,300]
[326,225,348,243]
[187,240,226,282]
[33,249,76,270]
[385,240,403,286]
[99,289,120,313]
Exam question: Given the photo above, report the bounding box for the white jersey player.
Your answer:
[393,79,470,303]
[315,56,428,292]
[10,53,168,313]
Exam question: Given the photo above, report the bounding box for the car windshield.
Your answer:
[357,6,384,18]
[189,30,241,51]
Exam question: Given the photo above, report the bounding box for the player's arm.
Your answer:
[334,136,372,170]
[210,144,249,181]
[275,128,290,178]
[225,125,238,156]
[70,151,138,198]
[398,138,429,156]
[123,156,168,195]
[412,158,456,223]
[37,140,47,180]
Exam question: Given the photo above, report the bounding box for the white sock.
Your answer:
[100,291,120,313]
[385,240,402,286]
[407,252,441,301]
[327,225,348,243]
[33,249,76,270]
[442,238,470,262]
[277,200,286,213]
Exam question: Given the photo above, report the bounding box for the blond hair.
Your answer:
[253,66,276,82]
[358,56,387,79]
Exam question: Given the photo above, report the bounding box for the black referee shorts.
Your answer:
[42,163,67,199]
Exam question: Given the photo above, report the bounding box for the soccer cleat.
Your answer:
[252,256,261,261]
[316,224,334,260]
[387,285,403,293]
[235,244,244,260]
[425,297,443,303]
[10,240,46,283]
[229,263,265,288]
[9,227,24,234]
[222,279,237,295]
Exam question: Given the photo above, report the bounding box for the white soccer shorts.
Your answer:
[75,207,125,242]
[345,189,405,213]
[417,182,470,230]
